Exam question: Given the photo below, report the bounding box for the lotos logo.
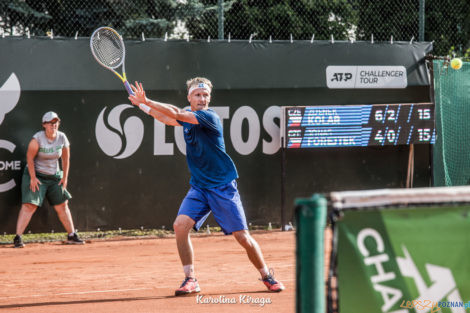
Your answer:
[95,104,144,159]
[0,73,22,193]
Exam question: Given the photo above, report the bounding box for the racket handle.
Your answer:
[124,80,134,96]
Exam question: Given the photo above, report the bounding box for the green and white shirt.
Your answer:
[33,131,70,175]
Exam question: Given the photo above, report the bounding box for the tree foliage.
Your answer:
[0,0,468,56]
[222,0,357,40]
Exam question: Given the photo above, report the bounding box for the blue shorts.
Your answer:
[178,180,248,235]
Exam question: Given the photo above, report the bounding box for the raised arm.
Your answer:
[128,82,198,125]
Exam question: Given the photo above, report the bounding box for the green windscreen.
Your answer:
[433,59,470,186]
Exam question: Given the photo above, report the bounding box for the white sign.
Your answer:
[326,66,407,89]
[0,73,21,193]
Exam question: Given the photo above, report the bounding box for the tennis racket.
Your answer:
[90,27,134,95]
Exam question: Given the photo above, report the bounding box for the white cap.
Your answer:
[42,111,60,123]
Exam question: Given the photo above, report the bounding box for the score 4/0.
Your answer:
[374,128,398,144]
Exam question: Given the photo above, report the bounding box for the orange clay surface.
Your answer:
[0,231,295,313]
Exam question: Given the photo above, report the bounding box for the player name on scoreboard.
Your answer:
[281,104,436,148]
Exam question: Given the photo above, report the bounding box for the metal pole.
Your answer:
[281,138,286,231]
[419,0,425,41]
[427,56,435,186]
[217,0,224,40]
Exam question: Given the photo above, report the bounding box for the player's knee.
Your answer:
[22,203,37,213]
[173,219,190,234]
[53,202,68,213]
[234,231,252,248]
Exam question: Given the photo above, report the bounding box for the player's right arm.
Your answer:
[26,139,41,192]
[148,108,180,126]
[128,82,187,126]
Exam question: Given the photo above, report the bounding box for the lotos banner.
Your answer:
[337,205,470,313]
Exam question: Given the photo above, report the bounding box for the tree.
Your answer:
[354,0,419,42]
[424,0,470,56]
[353,0,470,56]
[0,0,206,38]
[0,0,468,57]
[221,0,358,40]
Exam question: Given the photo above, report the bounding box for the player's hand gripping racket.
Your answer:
[90,27,134,95]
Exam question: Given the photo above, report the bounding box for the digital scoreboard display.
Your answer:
[282,103,435,148]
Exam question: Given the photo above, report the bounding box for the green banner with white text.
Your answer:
[337,205,470,313]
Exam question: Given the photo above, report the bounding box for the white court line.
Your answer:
[0,287,153,301]
[0,278,296,301]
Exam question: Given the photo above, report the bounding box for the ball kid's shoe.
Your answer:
[13,235,25,248]
[66,233,85,245]
[175,277,200,296]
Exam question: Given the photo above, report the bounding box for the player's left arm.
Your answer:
[60,146,70,189]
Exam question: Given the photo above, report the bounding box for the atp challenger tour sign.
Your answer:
[327,66,407,89]
[337,206,470,313]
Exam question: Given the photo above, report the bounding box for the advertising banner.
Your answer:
[0,39,433,232]
[337,206,470,313]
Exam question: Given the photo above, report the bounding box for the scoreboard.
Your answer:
[281,103,435,148]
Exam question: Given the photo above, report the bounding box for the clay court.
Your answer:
[0,231,295,313]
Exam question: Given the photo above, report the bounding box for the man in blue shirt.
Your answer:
[128,78,284,296]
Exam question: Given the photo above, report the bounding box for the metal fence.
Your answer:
[1,0,469,56]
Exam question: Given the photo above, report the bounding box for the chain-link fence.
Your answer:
[1,0,469,56]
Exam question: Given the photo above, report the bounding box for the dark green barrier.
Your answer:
[336,200,470,312]
[296,194,327,313]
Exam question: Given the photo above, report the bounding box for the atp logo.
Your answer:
[95,104,144,159]
[0,73,21,193]
[330,72,353,82]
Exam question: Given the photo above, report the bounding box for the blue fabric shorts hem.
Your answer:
[178,180,248,235]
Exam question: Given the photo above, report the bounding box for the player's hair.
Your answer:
[186,77,213,91]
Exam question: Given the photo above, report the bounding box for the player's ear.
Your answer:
[187,94,191,103]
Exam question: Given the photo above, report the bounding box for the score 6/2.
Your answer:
[374,107,431,123]
[374,109,397,122]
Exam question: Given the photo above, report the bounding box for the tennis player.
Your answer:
[13,112,83,248]
[128,78,285,295]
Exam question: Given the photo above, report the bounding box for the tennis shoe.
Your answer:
[66,233,85,245]
[13,235,25,248]
[261,269,285,292]
[175,277,200,296]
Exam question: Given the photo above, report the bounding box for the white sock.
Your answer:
[68,232,74,236]
[259,265,269,278]
[183,264,195,278]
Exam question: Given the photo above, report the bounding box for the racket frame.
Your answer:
[90,26,134,95]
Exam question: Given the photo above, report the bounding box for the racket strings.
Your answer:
[91,29,124,69]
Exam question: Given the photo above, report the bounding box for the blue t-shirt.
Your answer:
[177,109,238,188]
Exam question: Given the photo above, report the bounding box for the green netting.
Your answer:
[433,59,470,186]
